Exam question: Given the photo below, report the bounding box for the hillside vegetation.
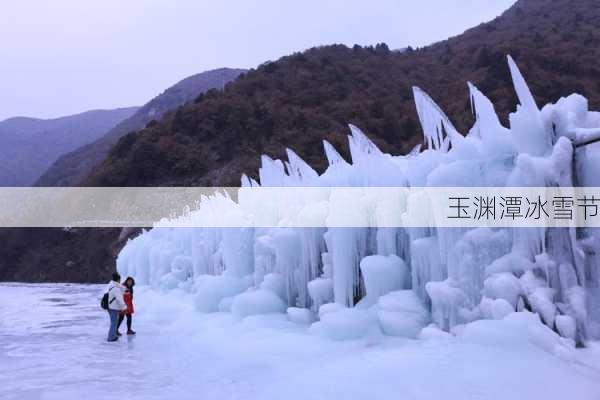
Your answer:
[88,0,600,187]
[2,0,600,282]
[36,68,246,186]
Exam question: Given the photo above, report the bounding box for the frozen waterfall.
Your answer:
[117,56,600,344]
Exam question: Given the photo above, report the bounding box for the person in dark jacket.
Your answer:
[117,276,136,335]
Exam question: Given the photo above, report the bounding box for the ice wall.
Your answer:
[117,57,600,343]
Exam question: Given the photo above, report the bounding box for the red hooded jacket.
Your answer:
[123,289,134,314]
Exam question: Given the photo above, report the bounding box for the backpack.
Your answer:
[100,287,116,310]
[100,293,109,310]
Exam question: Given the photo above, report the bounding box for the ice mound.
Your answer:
[426,279,466,331]
[259,273,286,301]
[318,302,344,319]
[218,296,234,312]
[555,315,577,341]
[287,307,314,324]
[528,287,557,327]
[360,255,409,306]
[483,273,522,308]
[461,311,576,360]
[159,255,193,290]
[194,275,249,313]
[491,298,515,320]
[419,324,454,340]
[310,308,374,340]
[118,56,600,343]
[231,289,287,318]
[307,278,334,311]
[376,290,429,337]
[486,253,536,275]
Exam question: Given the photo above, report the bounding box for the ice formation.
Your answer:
[118,56,600,343]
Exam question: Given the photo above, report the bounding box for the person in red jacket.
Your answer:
[117,276,136,335]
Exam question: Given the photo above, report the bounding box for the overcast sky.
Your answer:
[0,0,516,121]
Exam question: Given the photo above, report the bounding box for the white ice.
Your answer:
[116,57,600,345]
[2,283,600,400]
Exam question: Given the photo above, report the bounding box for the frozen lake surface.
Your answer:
[1,283,600,400]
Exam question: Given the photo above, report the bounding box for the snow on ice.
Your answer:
[117,56,600,348]
[3,283,600,400]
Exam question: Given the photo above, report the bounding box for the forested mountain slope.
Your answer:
[3,0,600,282]
[88,0,600,187]
[36,68,246,186]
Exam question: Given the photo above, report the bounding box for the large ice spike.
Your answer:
[412,86,462,152]
[507,55,539,113]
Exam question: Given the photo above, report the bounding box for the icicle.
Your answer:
[329,227,368,306]
[117,63,600,341]
[408,143,422,156]
[507,56,552,156]
[298,227,327,307]
[241,174,252,188]
[222,227,255,277]
[410,236,444,304]
[258,155,286,186]
[348,124,383,163]
[285,148,319,183]
[273,229,302,306]
[412,86,463,152]
[467,82,506,141]
[323,140,348,166]
[507,55,539,113]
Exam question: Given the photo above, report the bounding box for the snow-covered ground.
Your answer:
[1,283,600,400]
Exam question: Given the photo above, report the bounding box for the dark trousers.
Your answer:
[117,313,132,331]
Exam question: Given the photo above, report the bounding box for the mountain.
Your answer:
[0,107,138,186]
[35,68,247,187]
[2,0,600,282]
[86,0,600,187]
